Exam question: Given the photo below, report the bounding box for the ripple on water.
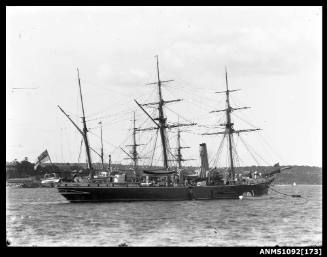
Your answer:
[6,185,322,246]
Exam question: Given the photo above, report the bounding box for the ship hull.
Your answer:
[57,179,273,203]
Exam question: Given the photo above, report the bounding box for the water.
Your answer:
[6,185,322,246]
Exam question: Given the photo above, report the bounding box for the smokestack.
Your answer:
[199,143,209,178]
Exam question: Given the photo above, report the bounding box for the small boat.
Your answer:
[41,173,61,187]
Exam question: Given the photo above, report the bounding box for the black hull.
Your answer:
[57,179,273,203]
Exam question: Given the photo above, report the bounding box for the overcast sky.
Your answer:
[6,6,322,167]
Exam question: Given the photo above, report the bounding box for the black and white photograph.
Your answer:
[6,6,322,247]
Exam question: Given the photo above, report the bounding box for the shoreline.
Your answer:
[6,183,322,189]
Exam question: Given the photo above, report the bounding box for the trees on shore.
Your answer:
[6,159,322,184]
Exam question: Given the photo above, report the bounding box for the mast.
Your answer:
[177,127,182,168]
[123,112,144,175]
[225,68,235,181]
[155,56,169,169]
[202,67,261,183]
[175,121,192,168]
[57,69,94,178]
[134,55,196,169]
[132,112,138,171]
[108,154,111,174]
[99,121,104,170]
[76,69,93,178]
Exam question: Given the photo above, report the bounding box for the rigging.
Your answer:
[135,55,196,169]
[202,67,261,183]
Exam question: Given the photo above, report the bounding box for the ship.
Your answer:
[57,56,289,202]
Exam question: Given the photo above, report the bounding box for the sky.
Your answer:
[6,6,322,167]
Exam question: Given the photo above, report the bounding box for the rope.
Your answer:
[86,109,135,122]
[150,129,159,167]
[269,186,302,198]
[239,135,270,165]
[201,114,225,135]
[232,111,258,130]
[88,129,130,156]
[168,91,215,113]
[233,135,243,167]
[165,84,221,108]
[165,105,194,125]
[238,135,260,166]
[81,78,157,120]
[232,137,242,168]
[78,139,83,163]
[257,133,286,163]
[138,130,157,156]
[209,133,226,167]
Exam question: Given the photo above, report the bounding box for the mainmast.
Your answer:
[202,67,261,183]
[155,56,169,168]
[135,55,195,169]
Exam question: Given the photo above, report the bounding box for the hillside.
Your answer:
[272,166,322,185]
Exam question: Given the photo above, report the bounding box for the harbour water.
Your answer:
[6,185,322,246]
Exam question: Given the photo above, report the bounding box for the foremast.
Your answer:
[58,68,94,179]
[203,68,260,183]
[135,55,196,169]
[77,69,93,174]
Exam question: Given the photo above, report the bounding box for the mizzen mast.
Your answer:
[225,68,235,180]
[202,67,261,182]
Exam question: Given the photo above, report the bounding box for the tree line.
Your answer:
[6,159,322,184]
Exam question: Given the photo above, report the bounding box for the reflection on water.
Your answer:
[6,185,322,246]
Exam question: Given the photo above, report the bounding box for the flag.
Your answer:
[34,149,50,170]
